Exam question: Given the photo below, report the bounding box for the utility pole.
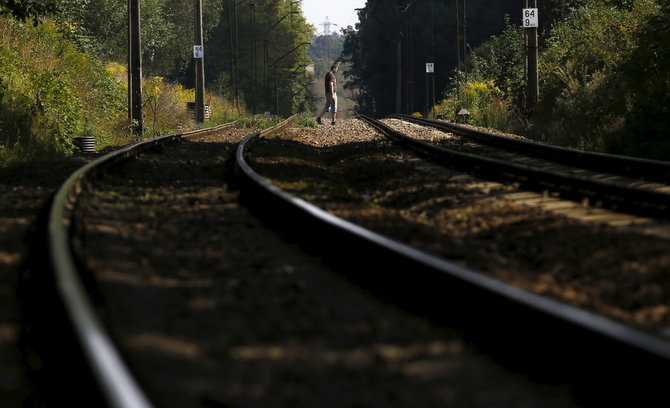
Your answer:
[524,0,539,114]
[233,0,240,113]
[194,0,206,123]
[127,0,132,123]
[455,0,461,99]
[128,0,142,136]
[426,0,435,116]
[263,39,268,95]
[406,2,414,114]
[228,0,238,112]
[463,0,468,83]
[396,38,402,113]
[250,3,257,114]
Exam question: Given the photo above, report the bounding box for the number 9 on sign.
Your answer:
[523,8,538,28]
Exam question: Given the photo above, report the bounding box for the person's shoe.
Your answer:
[316,117,323,125]
[331,120,336,126]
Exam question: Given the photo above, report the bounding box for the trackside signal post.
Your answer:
[194,0,206,123]
[524,0,539,114]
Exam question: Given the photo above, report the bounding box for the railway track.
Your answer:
[23,117,670,407]
[364,115,670,220]
[27,120,292,407]
[389,113,670,182]
[243,119,670,403]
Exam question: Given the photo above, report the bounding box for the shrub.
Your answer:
[0,16,126,163]
[294,112,318,128]
[434,76,514,130]
[236,115,284,129]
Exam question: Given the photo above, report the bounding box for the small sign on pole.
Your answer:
[426,62,434,73]
[193,45,204,59]
[523,8,538,28]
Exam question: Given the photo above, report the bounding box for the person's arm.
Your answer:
[330,73,336,94]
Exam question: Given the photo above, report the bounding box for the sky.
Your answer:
[301,0,367,35]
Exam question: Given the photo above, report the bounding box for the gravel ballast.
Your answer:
[249,119,670,332]
[75,126,580,407]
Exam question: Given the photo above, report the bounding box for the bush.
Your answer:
[236,115,284,129]
[532,0,660,150]
[294,112,318,128]
[434,76,515,130]
[0,16,126,163]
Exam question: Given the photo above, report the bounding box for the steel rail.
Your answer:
[47,122,236,408]
[235,120,670,366]
[360,115,670,219]
[389,113,670,182]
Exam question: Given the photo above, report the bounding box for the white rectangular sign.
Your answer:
[523,8,538,28]
[426,63,434,73]
[193,45,204,59]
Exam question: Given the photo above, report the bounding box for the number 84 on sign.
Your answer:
[523,8,538,28]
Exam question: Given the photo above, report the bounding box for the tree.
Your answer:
[0,0,60,22]
[205,0,313,115]
[58,0,224,79]
[606,0,670,159]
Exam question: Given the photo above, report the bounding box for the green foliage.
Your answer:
[342,0,526,116]
[0,16,125,163]
[236,114,284,129]
[435,76,514,130]
[469,16,525,107]
[205,0,313,116]
[454,0,665,158]
[58,0,224,78]
[308,33,343,69]
[0,0,60,22]
[294,111,317,128]
[533,0,659,149]
[604,0,670,159]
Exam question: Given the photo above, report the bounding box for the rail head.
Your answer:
[236,117,670,362]
[47,121,236,408]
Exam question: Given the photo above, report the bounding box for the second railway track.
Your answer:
[364,115,670,220]
[28,117,670,407]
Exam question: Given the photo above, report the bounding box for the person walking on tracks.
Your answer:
[316,63,339,126]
